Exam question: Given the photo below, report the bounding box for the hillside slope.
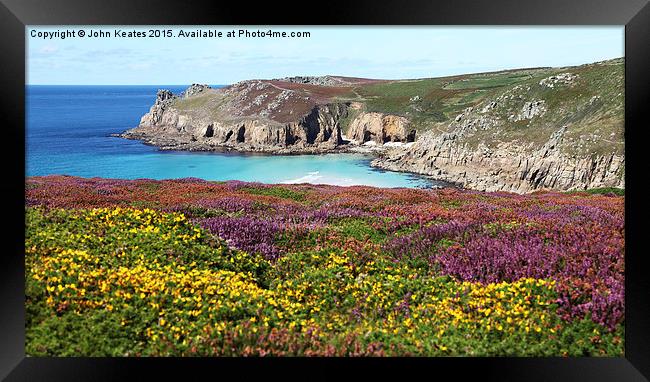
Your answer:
[372,58,624,192]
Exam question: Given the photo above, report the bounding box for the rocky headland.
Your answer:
[119,77,415,155]
[118,58,624,193]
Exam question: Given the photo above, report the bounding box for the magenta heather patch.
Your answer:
[198,216,292,260]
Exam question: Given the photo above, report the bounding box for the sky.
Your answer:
[26,26,624,85]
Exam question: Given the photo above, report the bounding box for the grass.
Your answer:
[173,93,212,111]
[442,72,532,90]
[331,218,385,243]
[241,186,307,202]
[439,59,624,157]
[568,187,624,196]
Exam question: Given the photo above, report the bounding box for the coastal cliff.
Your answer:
[120,78,415,154]
[119,58,624,193]
[373,125,624,193]
[372,59,624,192]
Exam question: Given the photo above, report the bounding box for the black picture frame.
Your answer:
[2,0,649,380]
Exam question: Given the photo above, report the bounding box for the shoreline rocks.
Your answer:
[372,114,624,193]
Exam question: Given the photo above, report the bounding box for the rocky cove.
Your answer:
[119,84,417,156]
[118,59,625,193]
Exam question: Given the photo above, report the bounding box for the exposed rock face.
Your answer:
[347,112,415,144]
[511,100,546,121]
[373,106,624,193]
[202,103,346,149]
[181,84,211,98]
[272,76,344,86]
[142,89,176,125]
[539,73,578,88]
[122,84,350,154]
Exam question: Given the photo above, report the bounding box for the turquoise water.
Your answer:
[26,85,440,188]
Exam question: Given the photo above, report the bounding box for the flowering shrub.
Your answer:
[25,176,625,356]
[198,216,287,260]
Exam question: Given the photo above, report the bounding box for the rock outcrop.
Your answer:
[374,129,624,193]
[181,84,211,98]
[272,76,345,87]
[511,100,546,121]
[539,73,578,88]
[347,112,416,144]
[121,83,351,154]
[373,99,624,193]
[271,75,384,87]
[139,89,176,126]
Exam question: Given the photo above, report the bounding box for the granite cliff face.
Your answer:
[122,82,355,153]
[119,58,624,193]
[347,111,415,144]
[373,124,624,193]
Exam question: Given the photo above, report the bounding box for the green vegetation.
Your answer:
[338,105,364,133]
[442,72,534,90]
[25,177,625,356]
[173,93,212,111]
[568,187,625,196]
[241,186,307,202]
[439,59,624,156]
[331,218,385,243]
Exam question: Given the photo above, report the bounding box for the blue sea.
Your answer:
[26,85,440,188]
